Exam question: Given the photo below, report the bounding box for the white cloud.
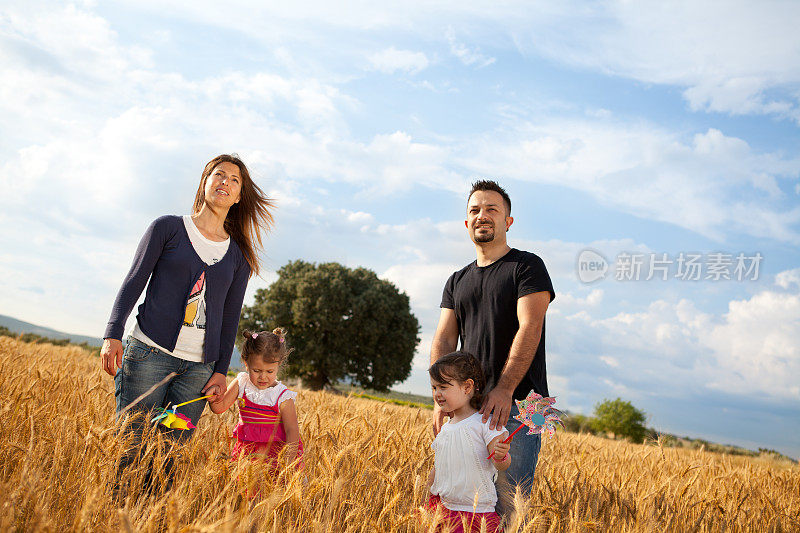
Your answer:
[445,27,495,68]
[512,1,800,121]
[775,268,800,290]
[382,262,463,312]
[1,2,150,77]
[353,131,457,193]
[550,289,603,310]
[460,121,800,244]
[599,356,619,368]
[368,47,429,74]
[701,290,800,399]
[345,211,374,225]
[111,1,800,120]
[8,4,794,249]
[552,279,800,403]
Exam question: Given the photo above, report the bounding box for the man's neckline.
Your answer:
[475,247,515,268]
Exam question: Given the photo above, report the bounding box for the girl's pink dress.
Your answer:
[231,385,303,474]
[424,495,502,533]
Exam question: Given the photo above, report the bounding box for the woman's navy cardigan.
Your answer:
[104,215,251,375]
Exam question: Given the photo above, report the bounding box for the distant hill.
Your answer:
[0,314,247,368]
[0,314,103,347]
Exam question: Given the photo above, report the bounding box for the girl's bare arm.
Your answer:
[279,399,301,463]
[209,379,239,414]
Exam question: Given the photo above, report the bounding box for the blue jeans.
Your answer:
[113,336,214,496]
[495,403,542,516]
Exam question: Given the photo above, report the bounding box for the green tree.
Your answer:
[591,397,647,442]
[239,260,420,391]
[562,412,595,434]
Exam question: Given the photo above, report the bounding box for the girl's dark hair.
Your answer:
[193,154,275,277]
[241,328,293,368]
[429,351,486,410]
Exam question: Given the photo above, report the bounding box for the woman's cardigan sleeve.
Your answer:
[103,217,170,341]
[214,256,251,375]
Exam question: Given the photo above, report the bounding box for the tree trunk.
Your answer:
[303,371,329,391]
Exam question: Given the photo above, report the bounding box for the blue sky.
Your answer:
[2,1,799,458]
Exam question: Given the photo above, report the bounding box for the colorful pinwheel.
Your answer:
[488,391,565,459]
[513,391,564,438]
[151,395,212,430]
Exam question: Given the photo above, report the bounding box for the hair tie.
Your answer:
[251,333,258,339]
[279,337,285,344]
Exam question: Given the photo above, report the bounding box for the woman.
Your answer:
[100,154,273,492]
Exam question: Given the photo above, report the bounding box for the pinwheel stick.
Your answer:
[151,395,215,425]
[487,424,525,460]
[172,395,213,409]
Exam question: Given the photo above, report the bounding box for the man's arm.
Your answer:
[430,308,458,365]
[430,308,459,435]
[480,291,550,430]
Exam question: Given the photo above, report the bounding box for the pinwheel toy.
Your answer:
[151,395,212,430]
[487,391,565,459]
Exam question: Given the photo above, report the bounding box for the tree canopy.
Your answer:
[239,260,420,391]
[591,397,647,442]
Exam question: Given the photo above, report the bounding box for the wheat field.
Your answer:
[1,336,798,532]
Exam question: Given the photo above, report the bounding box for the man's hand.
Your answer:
[100,338,124,376]
[480,387,513,431]
[202,372,227,403]
[432,403,450,436]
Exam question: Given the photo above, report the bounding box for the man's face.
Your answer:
[465,190,512,244]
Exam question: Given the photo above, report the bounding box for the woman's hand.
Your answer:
[100,338,124,376]
[202,372,227,403]
[209,380,239,414]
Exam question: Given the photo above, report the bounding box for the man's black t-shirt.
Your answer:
[441,248,555,400]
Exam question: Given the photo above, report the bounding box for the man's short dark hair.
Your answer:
[468,180,511,216]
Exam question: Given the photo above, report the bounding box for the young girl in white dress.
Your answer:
[426,351,510,533]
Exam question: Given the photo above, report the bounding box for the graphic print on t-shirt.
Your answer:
[183,271,207,330]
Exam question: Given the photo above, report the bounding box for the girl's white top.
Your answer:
[236,373,297,406]
[430,411,507,513]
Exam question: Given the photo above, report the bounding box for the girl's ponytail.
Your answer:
[241,329,262,364]
[272,327,287,345]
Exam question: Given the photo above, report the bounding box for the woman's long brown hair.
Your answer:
[192,154,274,277]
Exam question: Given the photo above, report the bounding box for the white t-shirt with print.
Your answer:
[236,373,297,407]
[182,215,230,265]
[429,411,508,513]
[130,215,230,362]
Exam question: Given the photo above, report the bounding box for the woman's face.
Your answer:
[204,161,242,209]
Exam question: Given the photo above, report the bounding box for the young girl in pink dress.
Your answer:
[210,328,303,474]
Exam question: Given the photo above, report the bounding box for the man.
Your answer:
[430,180,555,505]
